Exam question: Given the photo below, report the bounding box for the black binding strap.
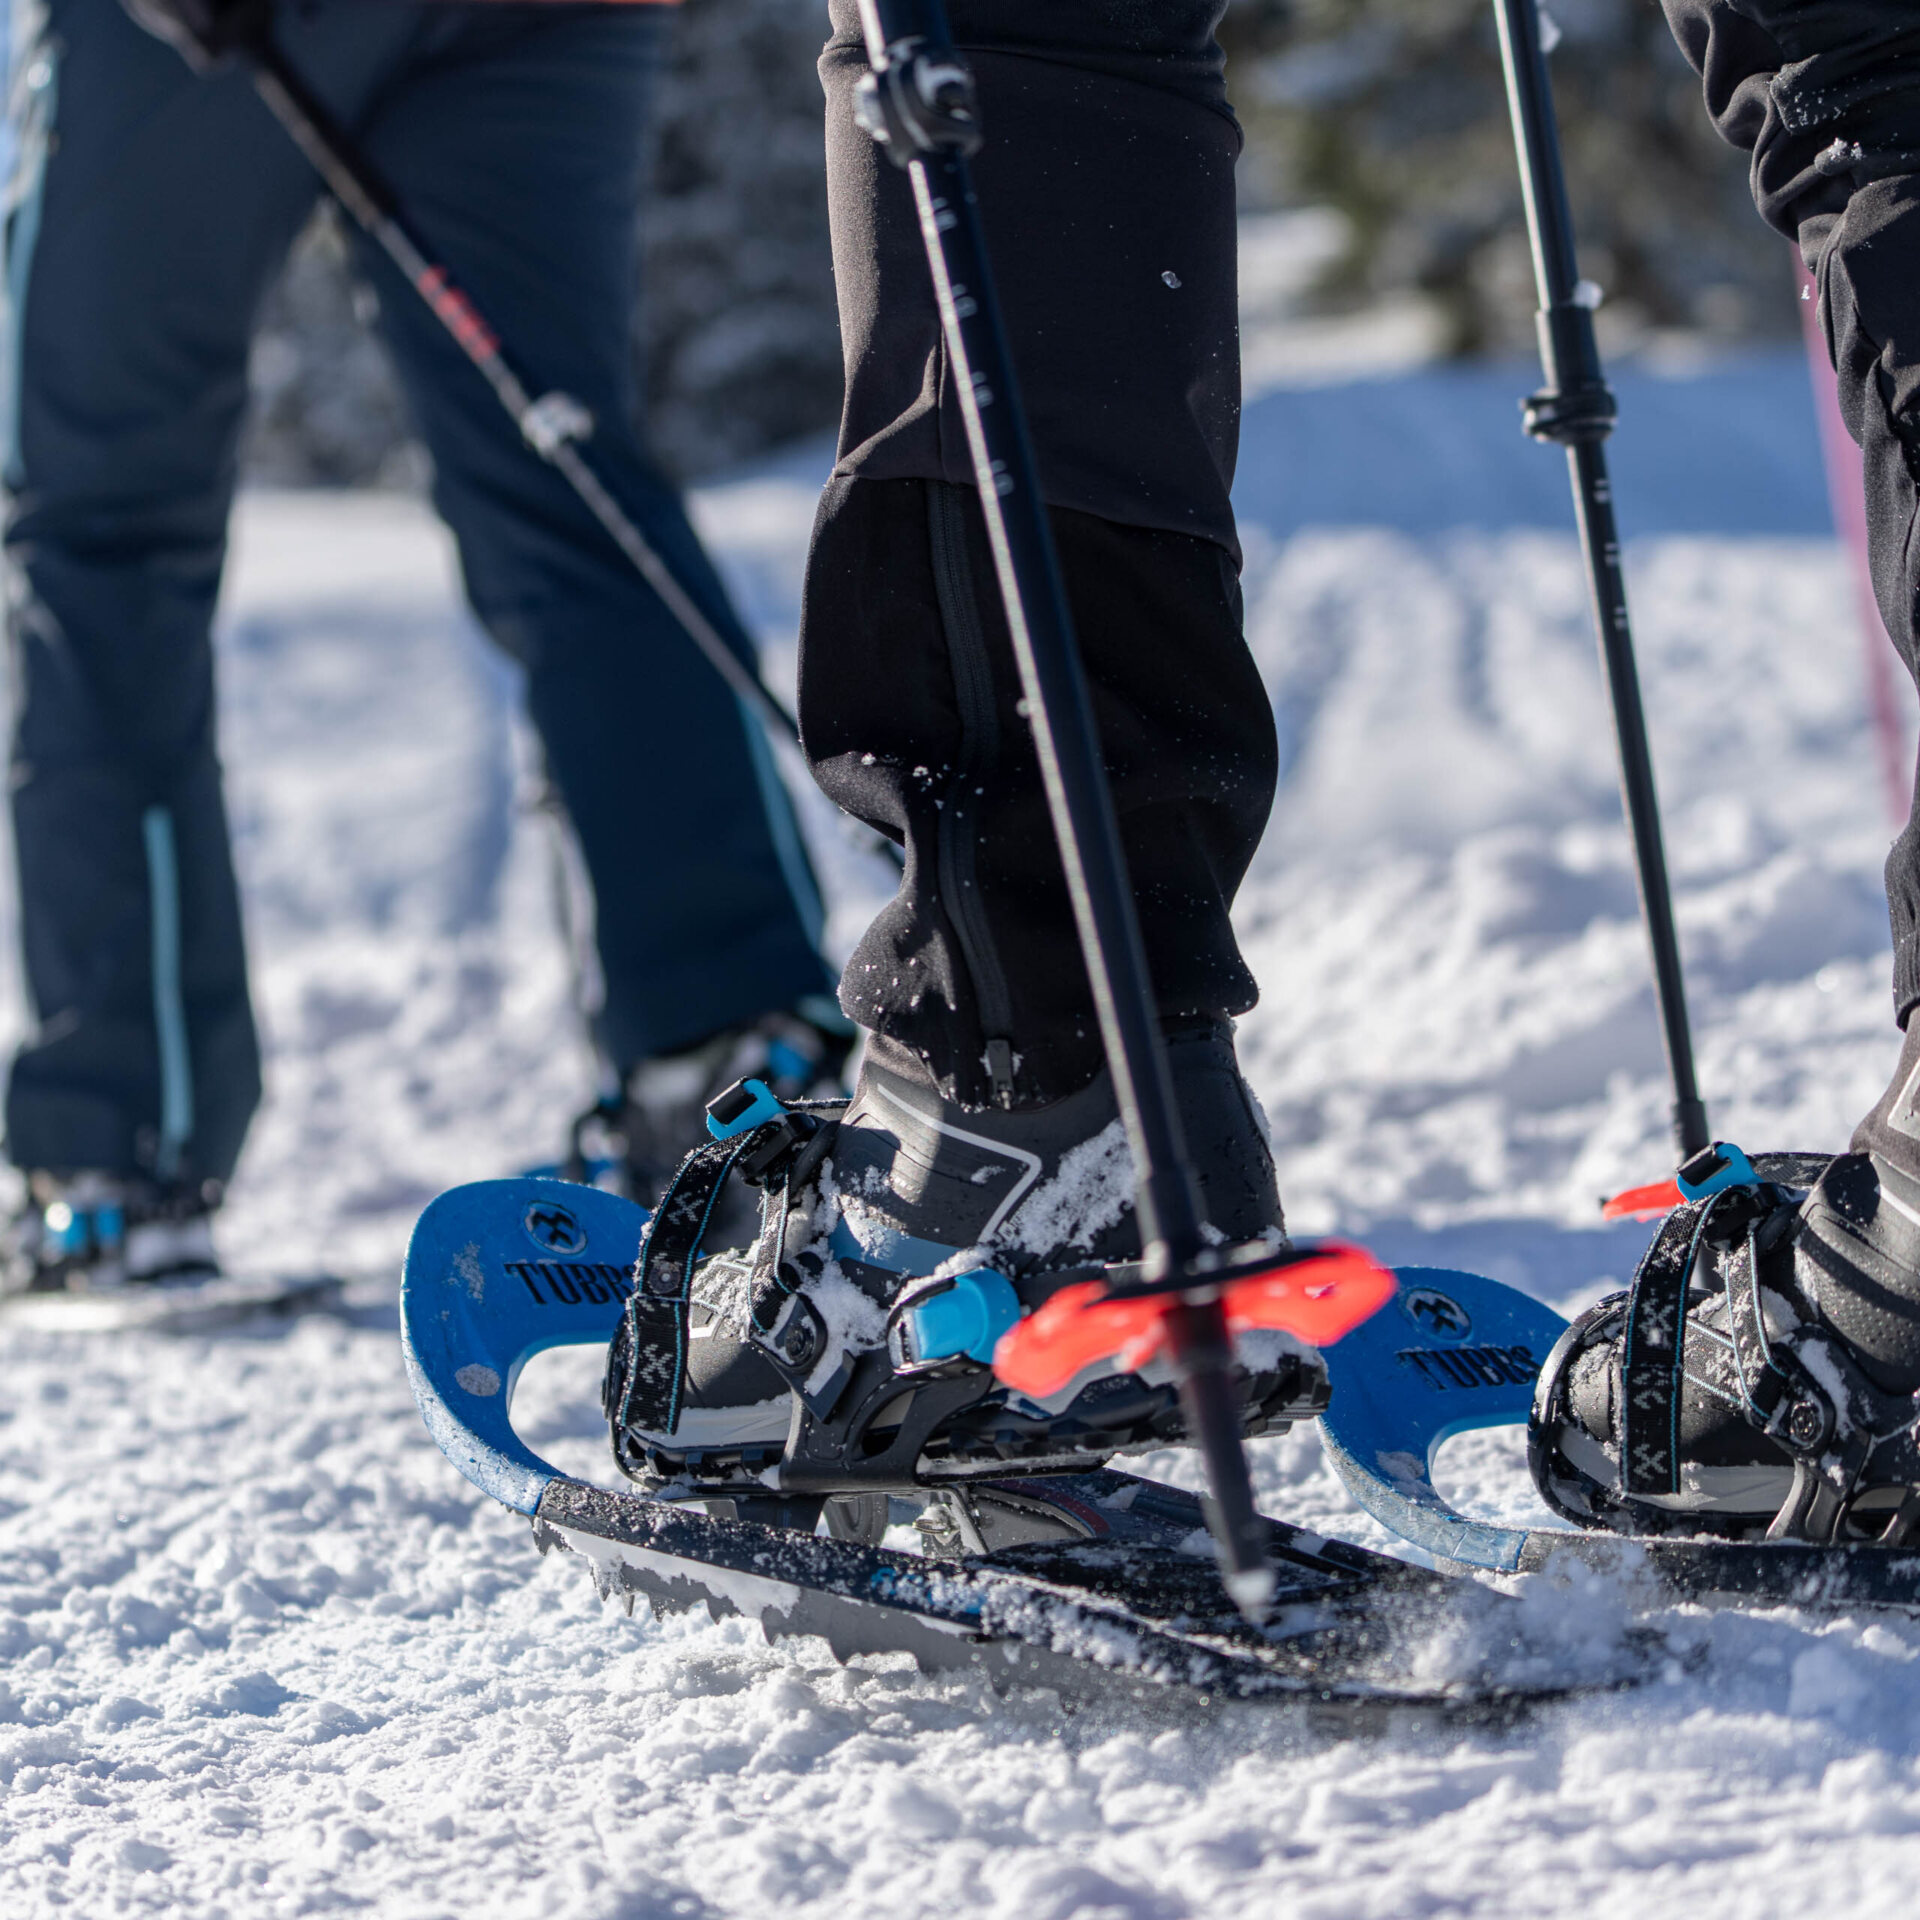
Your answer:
[609,1100,848,1450]
[1619,1197,1714,1496]
[614,1132,759,1437]
[1721,1211,1818,1442]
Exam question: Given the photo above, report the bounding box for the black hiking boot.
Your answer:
[1531,1027,1920,1542]
[603,1021,1327,1495]
[554,1001,855,1207]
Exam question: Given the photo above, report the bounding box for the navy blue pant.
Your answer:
[1,0,832,1185]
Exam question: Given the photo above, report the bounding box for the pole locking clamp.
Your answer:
[853,38,983,167]
[519,392,595,460]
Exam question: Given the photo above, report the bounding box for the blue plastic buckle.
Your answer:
[41,1199,122,1259]
[41,1201,85,1259]
[1676,1140,1760,1202]
[706,1077,786,1142]
[905,1269,1022,1366]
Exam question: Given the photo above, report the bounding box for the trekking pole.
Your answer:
[852,0,1280,1615]
[1493,0,1710,1162]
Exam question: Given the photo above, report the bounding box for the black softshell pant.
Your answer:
[2,0,832,1184]
[1662,2,1920,1023]
[801,1,1276,1109]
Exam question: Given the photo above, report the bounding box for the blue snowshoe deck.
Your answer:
[401,1178,1643,1709]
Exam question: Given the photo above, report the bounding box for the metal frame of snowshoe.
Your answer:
[403,1175,1618,1708]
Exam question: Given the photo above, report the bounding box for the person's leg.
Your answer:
[347,2,834,1074]
[1531,4,1920,1536]
[1658,0,1920,1023]
[801,1,1268,1112]
[602,2,1304,1487]
[0,2,420,1189]
[801,478,1275,1108]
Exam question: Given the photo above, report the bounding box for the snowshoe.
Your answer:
[1533,1145,1920,1545]
[0,1172,344,1334]
[401,1170,1649,1707]
[1319,1139,1920,1611]
[3,1172,220,1293]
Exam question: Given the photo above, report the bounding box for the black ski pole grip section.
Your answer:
[1492,0,1709,1164]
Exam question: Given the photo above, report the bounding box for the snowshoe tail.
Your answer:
[1317,1265,1569,1573]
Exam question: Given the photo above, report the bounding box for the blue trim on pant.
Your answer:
[141,805,193,1181]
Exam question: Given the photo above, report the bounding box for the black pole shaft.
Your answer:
[855,7,1200,1271]
[855,0,1274,1614]
[1493,0,1709,1163]
[247,45,806,759]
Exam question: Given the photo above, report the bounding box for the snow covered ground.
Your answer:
[6,349,1920,1917]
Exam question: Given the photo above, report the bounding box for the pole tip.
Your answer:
[1223,1563,1276,1622]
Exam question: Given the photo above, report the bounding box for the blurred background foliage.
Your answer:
[1222,0,1794,356]
[242,0,1795,487]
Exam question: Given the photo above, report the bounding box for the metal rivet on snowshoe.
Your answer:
[775,1309,818,1369]
[1787,1400,1827,1448]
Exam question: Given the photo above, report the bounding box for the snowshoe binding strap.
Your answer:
[1616,1194,1713,1499]
[607,1081,839,1448]
[609,1134,748,1440]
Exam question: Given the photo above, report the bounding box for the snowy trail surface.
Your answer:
[7,355,1920,1916]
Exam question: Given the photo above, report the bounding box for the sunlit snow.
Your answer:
[3,347,1919,1916]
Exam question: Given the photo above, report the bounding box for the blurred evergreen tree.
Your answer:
[640,0,840,473]
[1221,0,1796,354]
[242,0,1794,487]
